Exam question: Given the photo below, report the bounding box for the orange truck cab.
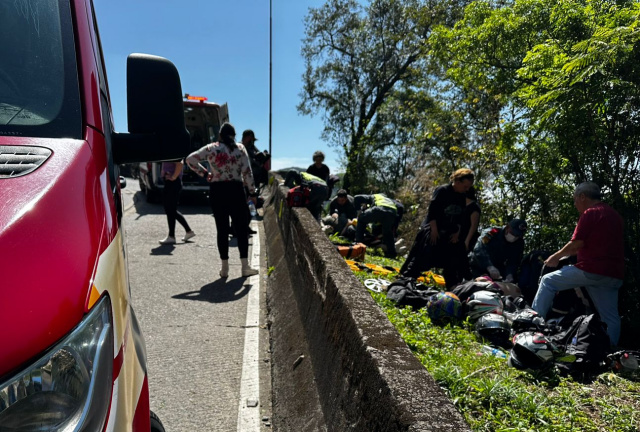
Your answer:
[138,95,229,202]
[0,1,189,431]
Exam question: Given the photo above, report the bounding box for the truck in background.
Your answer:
[138,95,229,202]
[0,0,189,431]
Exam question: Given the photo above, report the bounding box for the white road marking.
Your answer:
[237,220,262,431]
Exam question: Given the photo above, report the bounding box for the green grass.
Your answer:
[347,251,640,432]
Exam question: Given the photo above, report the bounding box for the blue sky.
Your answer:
[94,0,340,173]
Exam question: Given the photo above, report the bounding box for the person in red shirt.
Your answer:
[532,182,624,345]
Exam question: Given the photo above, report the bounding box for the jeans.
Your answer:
[532,265,622,346]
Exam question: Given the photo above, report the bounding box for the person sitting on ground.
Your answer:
[284,170,329,222]
[322,189,357,236]
[399,168,475,287]
[531,182,623,346]
[353,193,399,258]
[469,218,527,283]
[306,150,330,182]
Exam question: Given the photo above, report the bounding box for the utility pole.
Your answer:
[269,0,273,157]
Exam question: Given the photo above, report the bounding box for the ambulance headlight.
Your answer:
[0,296,114,431]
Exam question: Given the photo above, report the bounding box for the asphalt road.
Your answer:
[120,177,272,432]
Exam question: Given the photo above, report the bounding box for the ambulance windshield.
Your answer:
[0,0,81,139]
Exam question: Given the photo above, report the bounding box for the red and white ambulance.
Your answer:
[0,0,189,430]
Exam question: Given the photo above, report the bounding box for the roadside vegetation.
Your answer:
[301,0,640,349]
[346,252,640,432]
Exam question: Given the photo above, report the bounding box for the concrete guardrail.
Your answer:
[263,174,471,432]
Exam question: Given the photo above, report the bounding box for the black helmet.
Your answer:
[475,313,512,348]
[509,332,560,372]
[506,309,546,334]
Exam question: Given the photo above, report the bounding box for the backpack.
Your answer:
[286,186,310,207]
[548,313,611,377]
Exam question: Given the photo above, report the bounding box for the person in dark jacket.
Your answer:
[323,189,357,235]
[469,218,527,283]
[399,168,475,287]
[354,194,399,258]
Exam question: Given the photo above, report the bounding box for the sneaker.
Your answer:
[183,231,196,242]
[242,267,259,277]
[395,238,405,247]
[158,236,176,245]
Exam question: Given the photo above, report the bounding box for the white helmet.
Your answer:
[466,290,504,321]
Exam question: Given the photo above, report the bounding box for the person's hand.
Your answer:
[504,274,514,283]
[205,171,213,182]
[449,231,460,244]
[464,239,471,251]
[429,229,439,245]
[544,255,561,268]
[487,266,501,280]
[332,213,338,219]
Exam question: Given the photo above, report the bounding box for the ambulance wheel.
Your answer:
[150,410,166,432]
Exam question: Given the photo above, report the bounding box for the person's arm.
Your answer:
[167,161,183,181]
[239,145,257,198]
[472,228,498,276]
[429,220,439,244]
[544,240,584,267]
[465,210,480,250]
[505,240,525,281]
[186,145,213,178]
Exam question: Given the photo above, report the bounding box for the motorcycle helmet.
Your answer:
[427,292,462,325]
[507,309,546,334]
[502,295,529,313]
[475,313,512,348]
[466,290,504,321]
[509,332,560,371]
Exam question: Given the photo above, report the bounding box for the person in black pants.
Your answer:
[158,160,195,245]
[186,123,259,278]
[400,168,475,287]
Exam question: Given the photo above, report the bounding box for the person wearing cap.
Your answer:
[400,168,475,287]
[469,218,527,283]
[532,182,624,346]
[323,189,357,235]
[306,150,330,182]
[242,129,270,188]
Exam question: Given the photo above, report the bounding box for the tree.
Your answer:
[429,0,640,345]
[298,0,470,193]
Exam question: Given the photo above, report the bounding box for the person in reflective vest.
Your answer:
[353,194,398,258]
[284,170,329,222]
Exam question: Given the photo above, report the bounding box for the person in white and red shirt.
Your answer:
[532,182,624,346]
[186,122,259,278]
